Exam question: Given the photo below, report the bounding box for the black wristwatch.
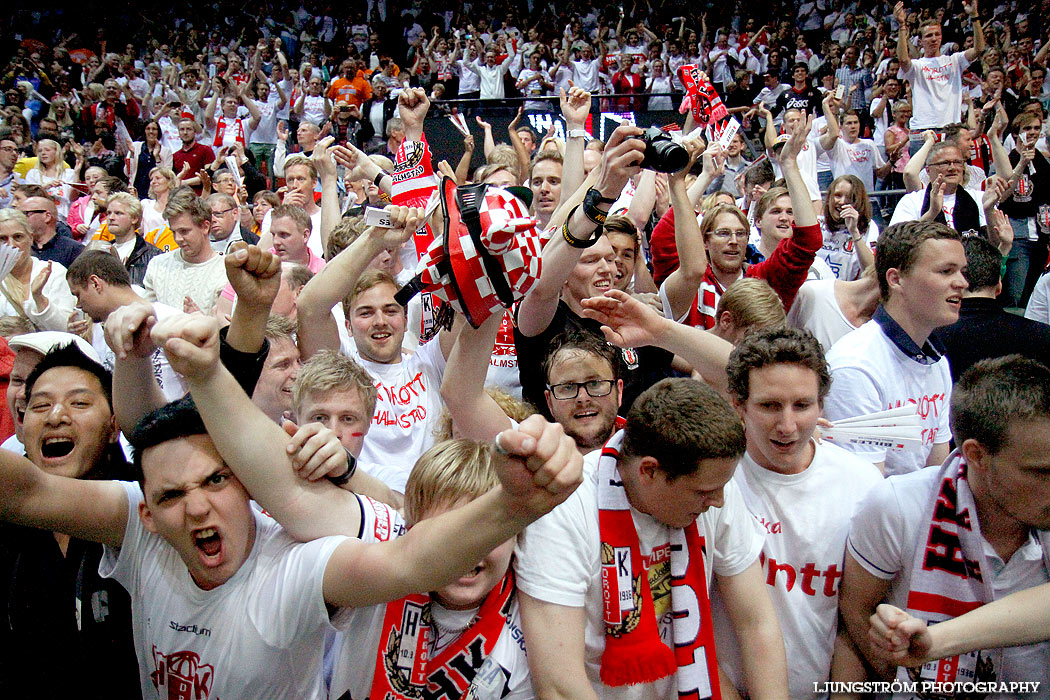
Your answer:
[327,449,358,487]
[562,204,603,249]
[582,187,617,226]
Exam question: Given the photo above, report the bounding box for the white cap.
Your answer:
[8,331,102,364]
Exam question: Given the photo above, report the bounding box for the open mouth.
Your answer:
[41,437,75,459]
[770,438,796,451]
[371,331,392,342]
[193,527,223,560]
[946,296,961,308]
[593,280,611,292]
[574,409,599,421]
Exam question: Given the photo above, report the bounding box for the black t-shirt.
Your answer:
[513,300,674,419]
[775,85,824,118]
[0,525,140,699]
[998,150,1050,220]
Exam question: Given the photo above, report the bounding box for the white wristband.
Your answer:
[567,129,590,140]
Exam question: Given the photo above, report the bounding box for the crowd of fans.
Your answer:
[2,0,1050,699]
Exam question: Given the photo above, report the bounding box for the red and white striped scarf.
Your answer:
[598,430,722,698]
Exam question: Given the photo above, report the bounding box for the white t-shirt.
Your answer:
[1025,273,1050,325]
[250,94,281,145]
[817,217,879,282]
[847,468,1050,693]
[889,188,987,231]
[824,318,952,475]
[786,279,858,351]
[301,94,327,125]
[772,136,820,201]
[713,443,882,699]
[571,58,602,92]
[827,137,886,193]
[514,450,765,700]
[485,308,522,399]
[342,336,447,492]
[101,481,347,700]
[899,52,971,130]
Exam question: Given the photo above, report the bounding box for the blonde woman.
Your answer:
[139,166,179,251]
[23,139,76,220]
[0,210,78,330]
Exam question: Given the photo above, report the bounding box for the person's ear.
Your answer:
[138,499,158,534]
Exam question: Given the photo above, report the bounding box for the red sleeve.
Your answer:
[649,206,679,288]
[746,223,822,312]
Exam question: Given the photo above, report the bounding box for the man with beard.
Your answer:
[171,118,214,194]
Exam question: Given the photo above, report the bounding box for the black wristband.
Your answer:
[373,170,389,187]
[327,449,358,487]
[561,205,603,249]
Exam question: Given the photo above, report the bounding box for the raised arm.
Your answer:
[820,94,841,151]
[320,415,582,609]
[296,206,424,359]
[151,313,365,541]
[894,2,912,72]
[780,113,818,227]
[515,125,645,337]
[310,136,340,254]
[659,139,711,321]
[234,79,262,126]
[903,130,936,192]
[563,85,594,196]
[440,311,515,441]
[580,289,733,396]
[964,0,985,62]
[203,77,221,130]
[0,449,128,549]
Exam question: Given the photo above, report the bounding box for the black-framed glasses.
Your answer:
[928,159,966,168]
[547,379,615,400]
[210,208,236,218]
[20,209,48,216]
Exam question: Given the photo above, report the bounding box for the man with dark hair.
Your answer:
[0,343,139,699]
[66,250,187,400]
[516,377,787,700]
[716,327,882,697]
[0,309,583,699]
[825,221,965,475]
[933,236,1050,380]
[774,62,823,118]
[839,354,1050,691]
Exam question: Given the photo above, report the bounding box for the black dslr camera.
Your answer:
[633,126,689,173]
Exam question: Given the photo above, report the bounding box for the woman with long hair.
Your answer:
[23,138,77,220]
[127,119,173,199]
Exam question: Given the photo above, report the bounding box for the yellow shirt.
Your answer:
[93,223,179,252]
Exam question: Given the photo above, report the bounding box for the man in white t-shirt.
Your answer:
[715,327,882,698]
[515,378,788,700]
[66,249,187,401]
[894,0,984,152]
[0,310,582,700]
[466,42,516,101]
[825,109,891,192]
[824,220,965,475]
[839,356,1050,692]
[565,43,603,93]
[764,102,838,206]
[203,79,262,150]
[296,206,457,493]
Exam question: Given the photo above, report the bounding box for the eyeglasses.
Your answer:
[928,159,966,168]
[709,229,748,241]
[0,145,17,153]
[210,208,236,218]
[20,209,48,216]
[547,379,615,400]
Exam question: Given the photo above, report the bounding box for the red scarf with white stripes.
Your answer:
[685,265,736,330]
[369,571,515,700]
[598,431,722,698]
[213,115,246,147]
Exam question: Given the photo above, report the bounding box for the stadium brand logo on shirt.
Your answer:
[169,620,213,636]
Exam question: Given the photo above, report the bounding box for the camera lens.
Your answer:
[638,126,689,173]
